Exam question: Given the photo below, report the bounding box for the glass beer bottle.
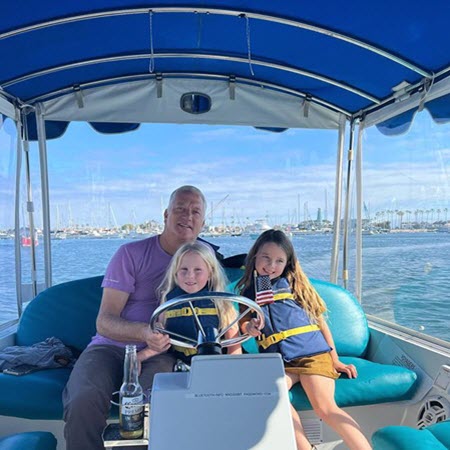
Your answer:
[119,344,144,439]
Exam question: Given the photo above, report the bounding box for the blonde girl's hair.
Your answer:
[237,229,327,322]
[159,241,237,330]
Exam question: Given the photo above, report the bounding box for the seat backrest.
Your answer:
[16,276,104,354]
[15,273,369,358]
[310,279,369,357]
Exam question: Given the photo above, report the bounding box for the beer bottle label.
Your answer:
[121,395,144,432]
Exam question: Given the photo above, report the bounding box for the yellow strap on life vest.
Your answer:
[165,307,217,319]
[273,293,295,301]
[258,324,320,350]
[172,345,197,356]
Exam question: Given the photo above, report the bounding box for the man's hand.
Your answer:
[143,323,171,352]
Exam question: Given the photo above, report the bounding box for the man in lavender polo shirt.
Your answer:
[63,185,207,450]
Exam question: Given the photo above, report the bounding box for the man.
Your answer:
[63,185,207,450]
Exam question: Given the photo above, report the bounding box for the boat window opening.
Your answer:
[353,109,449,342]
[0,117,20,324]
[40,122,338,287]
[1,116,448,345]
[180,93,212,114]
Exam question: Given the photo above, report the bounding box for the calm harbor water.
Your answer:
[1,232,449,342]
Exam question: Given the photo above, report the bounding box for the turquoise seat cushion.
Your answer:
[242,337,259,354]
[224,267,245,283]
[2,274,415,420]
[0,368,71,419]
[0,276,122,421]
[0,367,119,420]
[429,420,450,448]
[372,420,450,450]
[16,276,104,354]
[311,279,369,357]
[0,432,57,450]
[290,356,417,411]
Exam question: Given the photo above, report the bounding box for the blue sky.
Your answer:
[0,110,449,229]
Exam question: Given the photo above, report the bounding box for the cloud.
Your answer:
[363,161,449,210]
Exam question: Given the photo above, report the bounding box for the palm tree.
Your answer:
[397,210,405,230]
[386,210,392,228]
[406,210,412,223]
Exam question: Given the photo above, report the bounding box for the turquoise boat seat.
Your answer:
[0,274,417,420]
[372,420,450,449]
[0,368,71,419]
[292,279,417,409]
[15,276,104,353]
[0,432,57,450]
[235,278,418,410]
[290,356,417,410]
[0,276,105,420]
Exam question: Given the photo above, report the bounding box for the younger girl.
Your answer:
[237,229,371,450]
[138,241,241,365]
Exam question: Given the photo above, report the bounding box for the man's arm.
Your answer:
[96,287,170,353]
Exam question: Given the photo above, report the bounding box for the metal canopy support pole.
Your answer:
[14,113,24,317]
[21,108,38,299]
[330,115,346,283]
[342,121,355,290]
[355,122,364,301]
[36,104,52,288]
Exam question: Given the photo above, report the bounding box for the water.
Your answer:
[1,232,449,342]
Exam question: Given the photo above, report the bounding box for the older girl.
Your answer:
[237,229,371,450]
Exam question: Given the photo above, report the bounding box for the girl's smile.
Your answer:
[255,242,287,279]
[176,251,210,293]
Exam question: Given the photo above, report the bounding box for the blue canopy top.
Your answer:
[1,1,449,135]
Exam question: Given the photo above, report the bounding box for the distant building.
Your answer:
[316,208,322,224]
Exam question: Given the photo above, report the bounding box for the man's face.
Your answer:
[164,191,205,242]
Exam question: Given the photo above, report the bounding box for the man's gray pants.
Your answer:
[63,345,176,450]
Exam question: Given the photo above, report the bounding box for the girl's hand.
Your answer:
[245,318,263,337]
[334,360,357,379]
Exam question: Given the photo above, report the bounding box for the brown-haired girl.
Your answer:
[237,229,371,450]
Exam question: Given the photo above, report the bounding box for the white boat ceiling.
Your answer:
[0,1,449,134]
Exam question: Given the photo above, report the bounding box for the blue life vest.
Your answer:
[254,277,331,362]
[165,286,220,363]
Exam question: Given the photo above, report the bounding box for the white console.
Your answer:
[149,353,296,450]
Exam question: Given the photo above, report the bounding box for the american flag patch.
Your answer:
[255,275,275,305]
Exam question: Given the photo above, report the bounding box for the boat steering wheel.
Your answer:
[150,291,264,351]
